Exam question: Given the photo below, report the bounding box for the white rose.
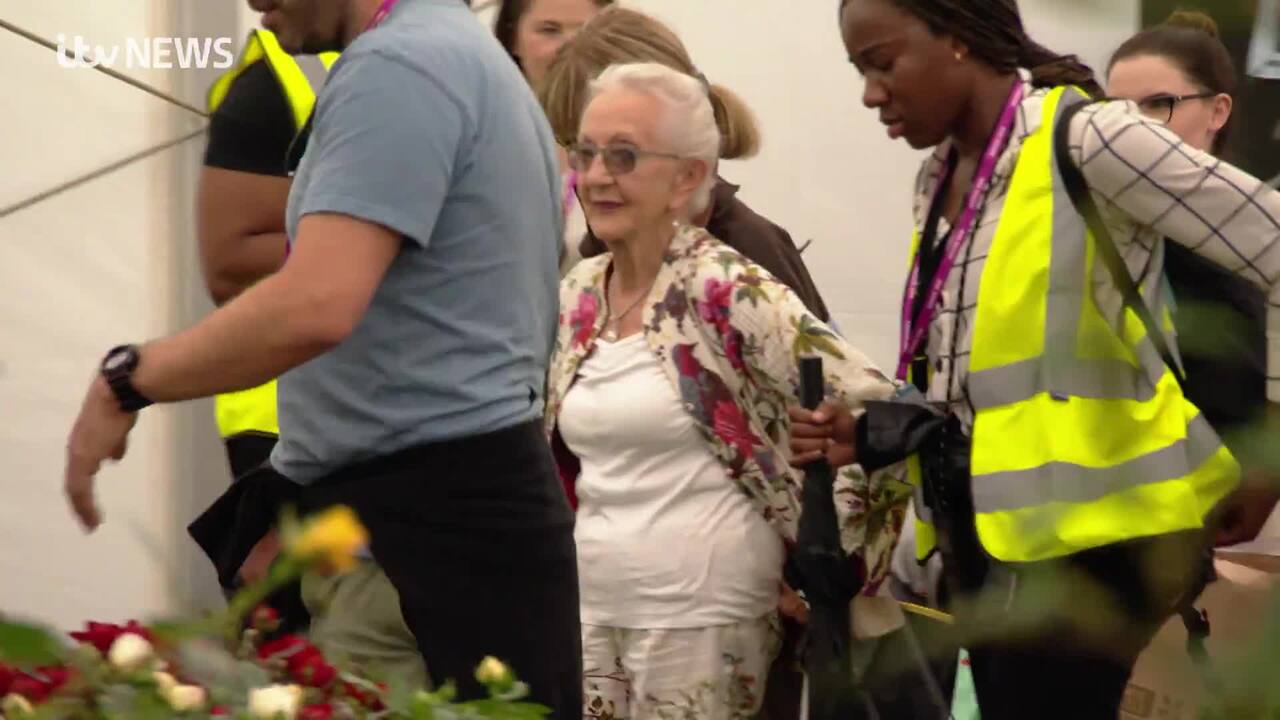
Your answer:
[152,671,178,695]
[165,684,207,712]
[108,633,154,672]
[248,684,303,720]
[1,694,34,718]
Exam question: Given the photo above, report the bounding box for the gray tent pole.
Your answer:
[0,18,210,119]
[0,127,208,219]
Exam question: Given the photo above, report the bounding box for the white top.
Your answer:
[913,76,1280,433]
[559,334,784,628]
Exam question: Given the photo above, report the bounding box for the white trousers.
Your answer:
[581,614,782,720]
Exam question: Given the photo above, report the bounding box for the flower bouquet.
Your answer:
[0,507,549,719]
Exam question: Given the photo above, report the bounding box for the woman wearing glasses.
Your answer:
[538,7,830,320]
[545,62,908,719]
[1108,11,1280,549]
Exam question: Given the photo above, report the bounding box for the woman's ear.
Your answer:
[670,158,710,213]
[1209,92,1233,135]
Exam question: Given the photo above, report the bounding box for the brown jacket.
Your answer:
[578,178,830,321]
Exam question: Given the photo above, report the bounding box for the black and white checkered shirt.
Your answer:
[913,79,1280,432]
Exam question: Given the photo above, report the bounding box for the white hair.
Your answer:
[587,62,719,217]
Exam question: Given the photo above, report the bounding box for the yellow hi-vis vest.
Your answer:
[205,31,338,439]
[913,86,1240,564]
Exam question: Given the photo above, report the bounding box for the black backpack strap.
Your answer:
[1055,93,1219,680]
[1052,95,1186,392]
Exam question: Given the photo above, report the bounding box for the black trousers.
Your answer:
[959,529,1210,720]
[298,421,582,719]
[929,462,1211,720]
[221,433,310,637]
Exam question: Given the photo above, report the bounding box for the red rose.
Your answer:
[69,621,152,655]
[251,605,281,634]
[258,635,319,669]
[211,706,230,716]
[712,400,760,457]
[299,703,334,720]
[569,291,600,349]
[292,655,338,688]
[0,664,15,696]
[10,666,72,703]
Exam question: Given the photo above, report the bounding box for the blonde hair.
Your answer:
[588,62,720,216]
[537,6,760,159]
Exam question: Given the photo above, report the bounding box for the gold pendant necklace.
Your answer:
[603,279,656,342]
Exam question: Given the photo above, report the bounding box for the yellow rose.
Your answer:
[285,506,369,574]
[475,656,513,687]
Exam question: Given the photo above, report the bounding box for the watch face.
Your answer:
[103,347,135,374]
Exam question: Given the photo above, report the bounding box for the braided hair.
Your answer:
[840,0,1103,98]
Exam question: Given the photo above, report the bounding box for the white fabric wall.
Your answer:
[3,0,1136,629]
[0,0,233,630]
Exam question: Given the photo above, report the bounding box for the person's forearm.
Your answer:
[203,231,289,305]
[133,270,346,402]
[856,399,947,472]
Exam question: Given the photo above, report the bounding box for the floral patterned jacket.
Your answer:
[544,224,913,591]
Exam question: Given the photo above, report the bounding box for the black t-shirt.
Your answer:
[203,60,307,177]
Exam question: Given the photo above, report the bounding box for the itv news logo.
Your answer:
[56,35,236,70]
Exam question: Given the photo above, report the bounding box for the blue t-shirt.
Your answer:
[271,0,562,483]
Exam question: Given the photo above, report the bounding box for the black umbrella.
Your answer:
[794,356,866,719]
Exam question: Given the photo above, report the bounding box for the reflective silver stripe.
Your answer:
[971,413,1221,513]
[968,354,1156,407]
[294,54,331,96]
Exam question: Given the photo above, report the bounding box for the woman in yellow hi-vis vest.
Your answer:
[791,0,1280,717]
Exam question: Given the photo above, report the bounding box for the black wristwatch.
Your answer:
[100,345,153,412]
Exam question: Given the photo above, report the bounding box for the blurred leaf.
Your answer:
[0,619,67,666]
[175,638,269,700]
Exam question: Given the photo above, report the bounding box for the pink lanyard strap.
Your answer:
[895,81,1026,381]
[366,0,401,30]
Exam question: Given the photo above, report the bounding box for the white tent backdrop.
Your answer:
[3,0,1136,630]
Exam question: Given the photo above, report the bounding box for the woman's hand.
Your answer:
[1214,469,1280,547]
[778,582,809,624]
[788,401,857,468]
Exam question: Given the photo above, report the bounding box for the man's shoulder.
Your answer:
[341,4,499,81]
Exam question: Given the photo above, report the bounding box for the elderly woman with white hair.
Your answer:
[545,61,910,719]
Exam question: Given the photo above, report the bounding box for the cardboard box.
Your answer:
[1120,544,1280,719]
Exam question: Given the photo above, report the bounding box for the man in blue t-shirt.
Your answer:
[64,1,578,713]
